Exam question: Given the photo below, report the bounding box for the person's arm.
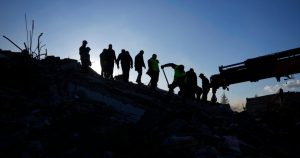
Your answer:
[134,56,137,68]
[142,57,146,68]
[116,53,121,68]
[161,63,176,69]
[130,55,133,68]
[147,59,151,68]
[113,51,117,64]
[140,56,146,68]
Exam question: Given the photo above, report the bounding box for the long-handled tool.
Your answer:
[161,67,170,86]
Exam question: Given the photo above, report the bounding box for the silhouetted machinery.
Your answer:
[210,47,300,103]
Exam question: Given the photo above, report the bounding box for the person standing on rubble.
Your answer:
[106,44,117,79]
[161,63,186,95]
[199,73,210,102]
[79,40,91,72]
[117,49,133,82]
[100,49,109,78]
[185,68,202,101]
[147,54,160,90]
[134,50,146,85]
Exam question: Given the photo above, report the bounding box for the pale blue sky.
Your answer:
[1,0,300,108]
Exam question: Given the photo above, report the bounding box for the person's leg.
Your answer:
[122,66,130,82]
[136,69,142,83]
[195,86,202,101]
[202,90,208,102]
[108,64,114,79]
[151,72,158,89]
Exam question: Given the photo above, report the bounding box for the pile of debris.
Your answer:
[0,50,299,157]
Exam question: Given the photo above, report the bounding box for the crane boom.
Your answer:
[210,47,300,103]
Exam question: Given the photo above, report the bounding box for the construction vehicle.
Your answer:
[210,47,300,103]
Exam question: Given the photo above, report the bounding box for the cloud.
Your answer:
[263,85,280,93]
[263,80,300,94]
[285,80,300,89]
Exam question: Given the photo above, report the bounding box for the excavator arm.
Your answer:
[210,47,300,103]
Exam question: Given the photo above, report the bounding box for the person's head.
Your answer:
[82,40,88,45]
[189,68,194,72]
[152,54,157,59]
[126,50,130,54]
[86,47,91,51]
[121,49,125,53]
[109,44,112,49]
[178,65,184,72]
[199,73,204,78]
[279,88,283,94]
[140,50,144,55]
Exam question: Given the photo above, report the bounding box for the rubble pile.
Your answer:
[0,50,300,157]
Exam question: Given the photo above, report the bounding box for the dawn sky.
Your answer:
[1,0,300,110]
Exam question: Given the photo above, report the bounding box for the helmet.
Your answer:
[152,54,157,59]
[178,65,184,71]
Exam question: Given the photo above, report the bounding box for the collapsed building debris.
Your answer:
[0,50,300,157]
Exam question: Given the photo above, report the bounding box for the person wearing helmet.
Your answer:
[147,54,160,90]
[199,73,210,102]
[161,63,186,95]
[134,50,146,84]
[185,68,202,101]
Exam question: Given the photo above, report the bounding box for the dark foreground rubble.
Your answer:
[0,50,300,158]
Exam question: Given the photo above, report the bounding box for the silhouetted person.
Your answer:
[161,63,186,95]
[199,73,210,102]
[79,40,91,72]
[147,54,159,90]
[278,88,284,106]
[185,68,202,101]
[100,49,108,78]
[117,49,133,82]
[272,88,284,106]
[134,50,146,84]
[106,44,117,79]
